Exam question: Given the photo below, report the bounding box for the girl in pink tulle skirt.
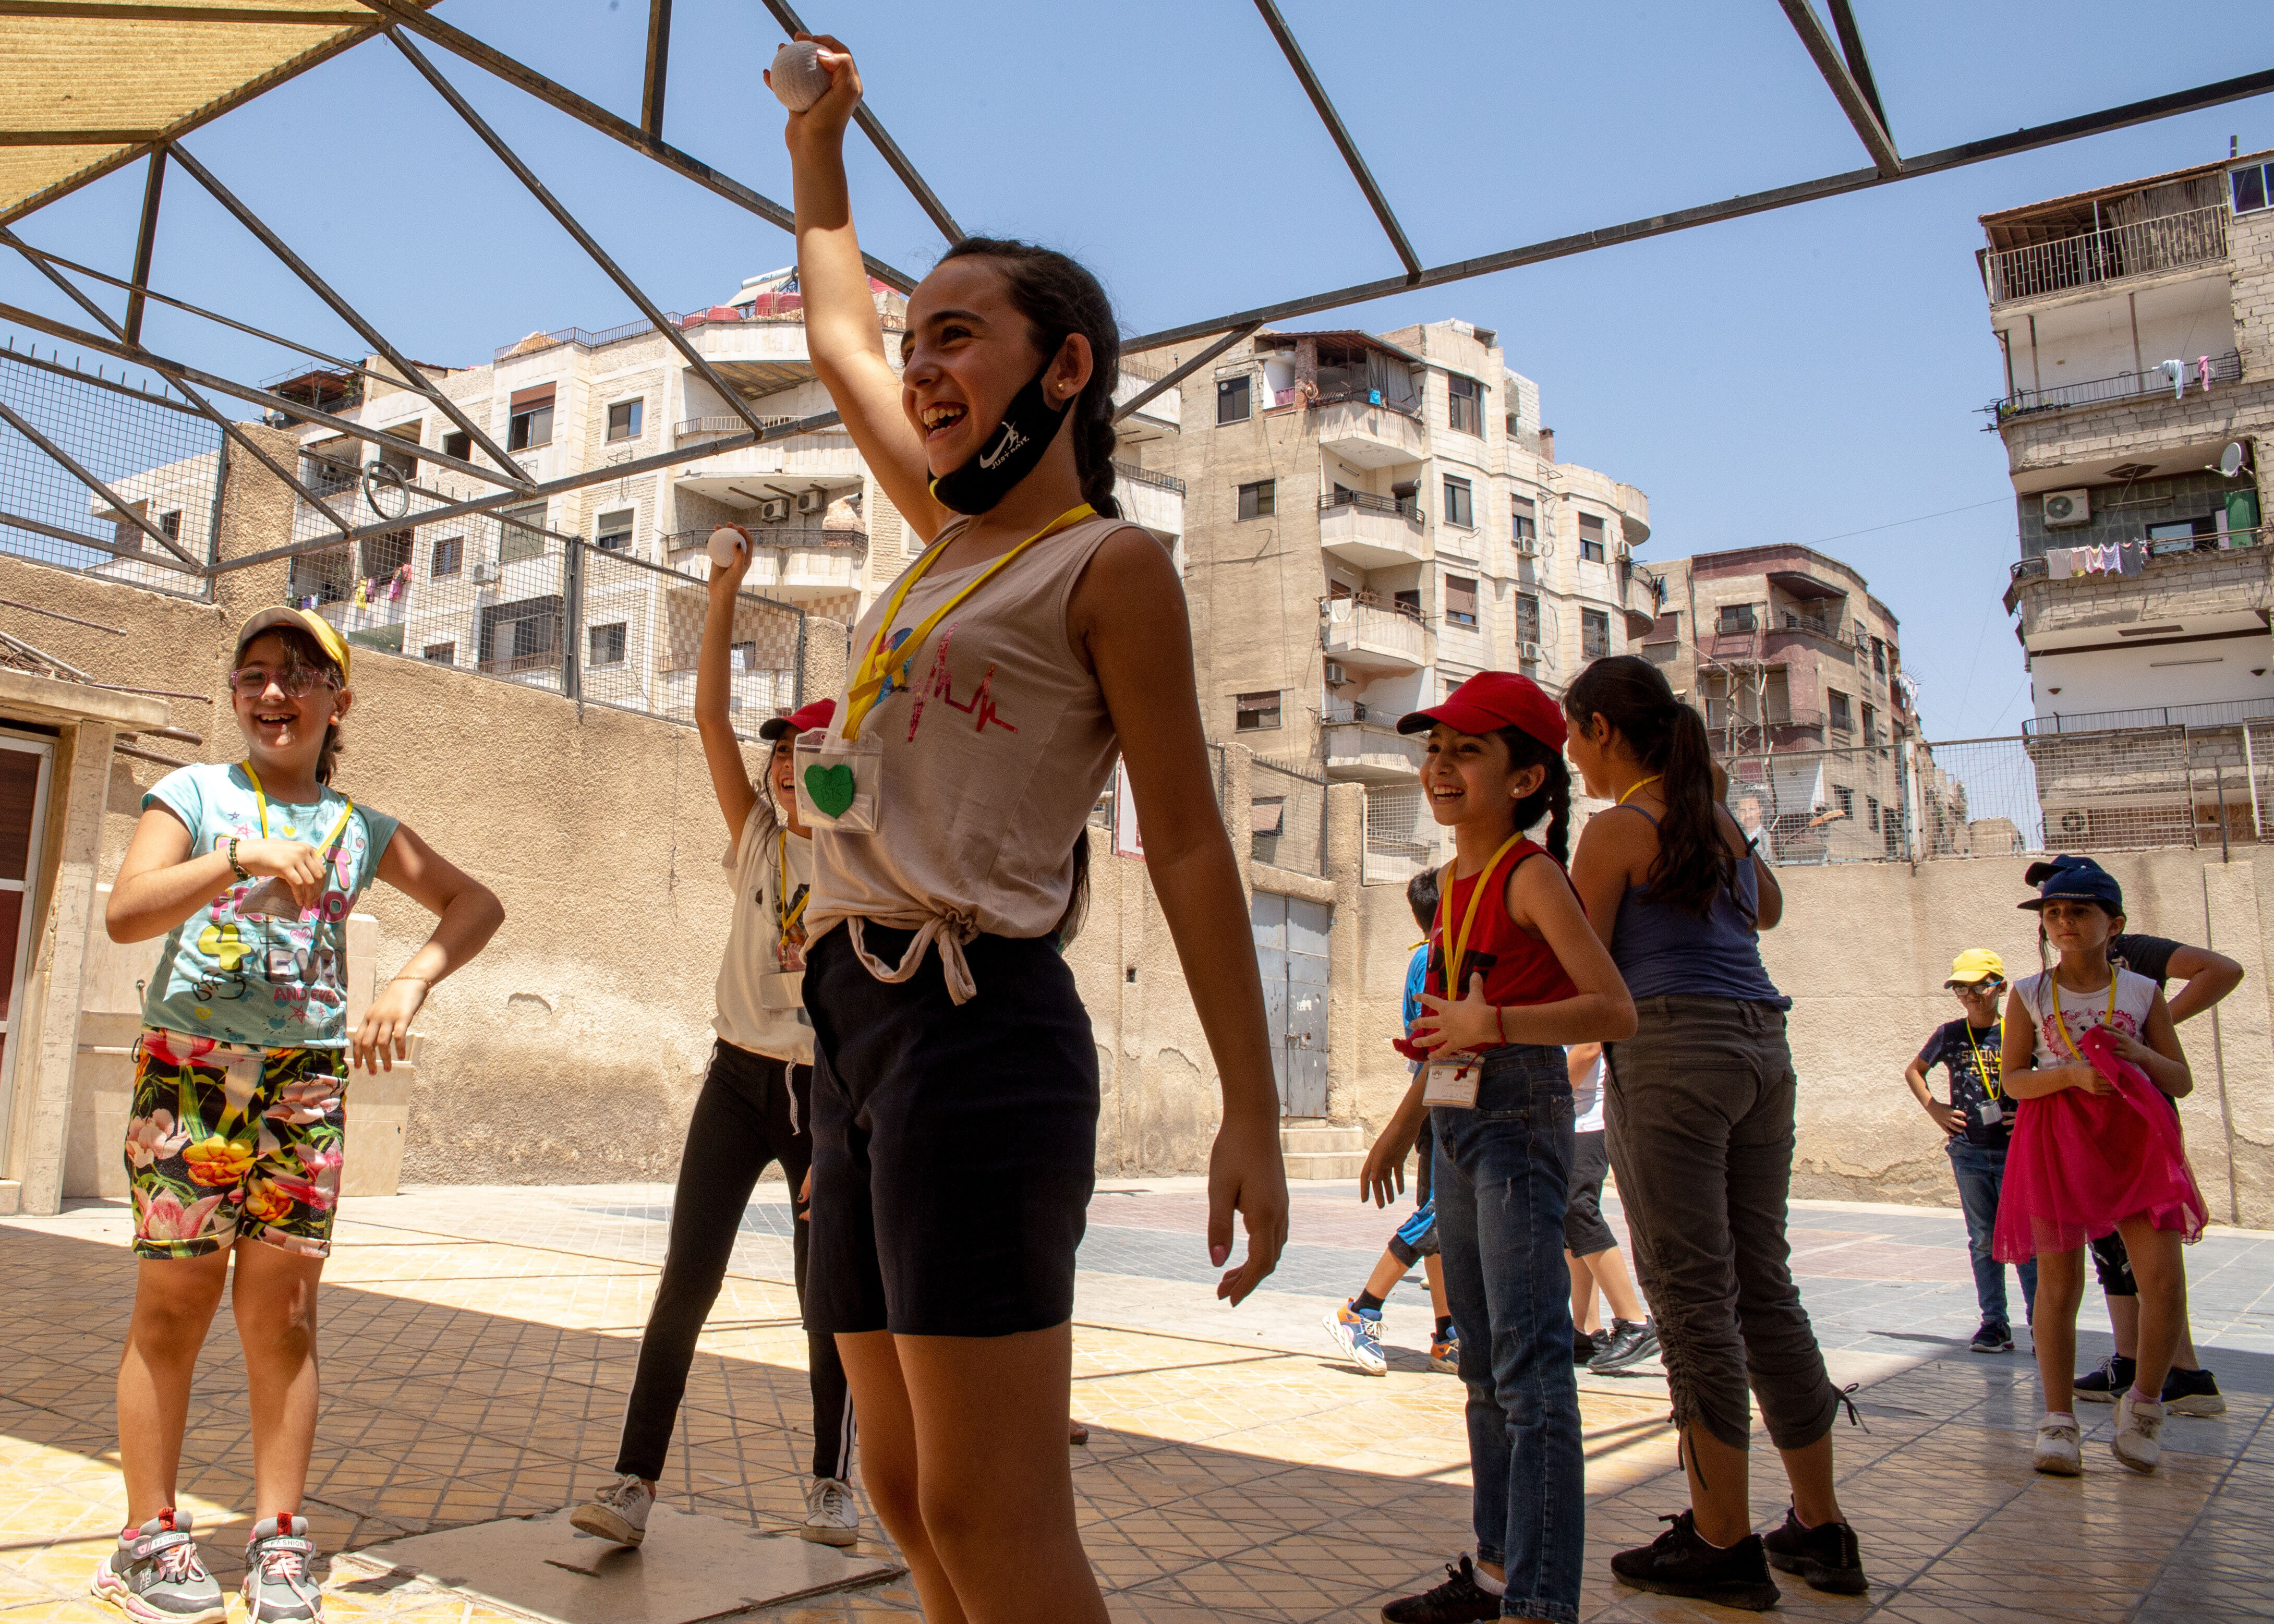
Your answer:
[1997,856,2204,1478]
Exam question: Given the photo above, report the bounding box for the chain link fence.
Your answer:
[1362,782,1444,884]
[0,344,220,598]
[1251,756,1327,876]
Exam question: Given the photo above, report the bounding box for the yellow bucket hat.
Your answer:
[1946,948,2006,987]
[234,607,350,686]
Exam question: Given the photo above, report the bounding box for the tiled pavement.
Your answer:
[3,1179,2271,1622]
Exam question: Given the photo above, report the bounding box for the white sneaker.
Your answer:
[570,1473,655,1546]
[2112,1392,2165,1474]
[801,1476,860,1547]
[1322,1300,1388,1376]
[2033,1415,2083,1476]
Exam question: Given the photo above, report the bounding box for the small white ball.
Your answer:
[708,526,747,568]
[769,40,832,113]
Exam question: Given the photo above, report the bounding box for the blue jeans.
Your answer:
[1433,1044,1583,1623]
[1949,1139,2036,1329]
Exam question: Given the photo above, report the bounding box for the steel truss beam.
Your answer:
[1778,0,1899,177]
[0,505,201,575]
[1113,323,1263,425]
[123,149,165,344]
[0,3,370,19]
[1825,0,1890,134]
[640,0,672,139]
[0,233,359,536]
[0,398,201,566]
[163,139,534,488]
[384,28,776,445]
[1126,65,2274,354]
[350,0,920,293]
[756,0,965,243]
[1250,0,1420,280]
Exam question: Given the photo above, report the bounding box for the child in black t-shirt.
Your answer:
[1905,949,2038,1352]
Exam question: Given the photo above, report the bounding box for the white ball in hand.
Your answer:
[769,41,832,112]
[708,527,747,568]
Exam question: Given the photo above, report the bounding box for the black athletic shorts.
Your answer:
[1564,1127,1618,1257]
[803,923,1099,1338]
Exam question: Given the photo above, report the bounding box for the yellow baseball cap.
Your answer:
[1946,949,2005,986]
[234,607,350,686]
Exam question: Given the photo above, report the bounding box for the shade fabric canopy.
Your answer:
[0,1,434,226]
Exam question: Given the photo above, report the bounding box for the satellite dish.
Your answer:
[2220,442,2247,478]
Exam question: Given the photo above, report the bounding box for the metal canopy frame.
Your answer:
[0,4,2268,584]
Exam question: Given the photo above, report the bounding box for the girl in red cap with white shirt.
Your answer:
[1363,670,1635,1624]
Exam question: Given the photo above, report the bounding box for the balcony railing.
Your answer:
[495,303,903,363]
[1319,489,1424,530]
[662,525,865,553]
[672,414,806,439]
[1980,203,2229,304]
[1988,349,2242,420]
[2009,525,2267,581]
[1111,458,1186,494]
[2025,696,2274,737]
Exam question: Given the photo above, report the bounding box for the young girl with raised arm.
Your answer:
[773,38,1288,1623]
[1995,855,2204,1478]
[1359,672,1635,1624]
[97,609,502,1624]
[1563,655,1860,1613]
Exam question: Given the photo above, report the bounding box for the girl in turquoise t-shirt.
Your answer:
[92,609,502,1624]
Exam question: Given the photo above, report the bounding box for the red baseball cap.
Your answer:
[1397,671,1567,752]
[758,697,836,741]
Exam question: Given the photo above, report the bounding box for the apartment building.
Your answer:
[1122,319,1655,841]
[1643,544,1912,862]
[267,267,1184,715]
[1984,152,2274,735]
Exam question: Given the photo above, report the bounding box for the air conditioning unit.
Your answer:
[757,498,791,524]
[796,487,828,516]
[1515,537,1542,558]
[471,562,498,585]
[2042,489,2091,527]
[1323,661,1348,686]
[1519,640,1545,663]
[1614,541,1634,563]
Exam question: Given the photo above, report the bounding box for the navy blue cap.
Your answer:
[2020,854,2123,913]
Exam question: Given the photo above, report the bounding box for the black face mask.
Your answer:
[928,359,1072,515]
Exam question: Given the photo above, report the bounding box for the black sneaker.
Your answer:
[1572,1328,1607,1365]
[2161,1366,2227,1416]
[1380,1554,1502,1623]
[1761,1505,1868,1595]
[1591,1318,1660,1373]
[1611,1511,1780,1612]
[2074,1352,2134,1404]
[1969,1319,2014,1353]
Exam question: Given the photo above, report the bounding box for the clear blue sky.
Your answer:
[7,1,2273,738]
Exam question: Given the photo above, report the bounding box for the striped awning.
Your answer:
[0,1,429,225]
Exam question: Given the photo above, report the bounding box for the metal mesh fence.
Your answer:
[0,344,220,598]
[1363,782,1443,884]
[280,467,803,726]
[1251,756,1327,876]
[1723,743,1912,866]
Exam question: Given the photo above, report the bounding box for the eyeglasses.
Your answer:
[1946,980,2005,995]
[228,665,338,699]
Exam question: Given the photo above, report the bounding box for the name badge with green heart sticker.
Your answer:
[804,762,856,819]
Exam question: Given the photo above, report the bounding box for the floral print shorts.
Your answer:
[124,1028,348,1261]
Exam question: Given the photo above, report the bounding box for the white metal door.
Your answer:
[0,733,54,1157]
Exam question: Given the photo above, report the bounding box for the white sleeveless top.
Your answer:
[2014,966,2158,1066]
[806,513,1130,1001]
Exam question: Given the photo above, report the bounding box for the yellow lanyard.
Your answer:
[776,830,808,947]
[2047,970,2118,1063]
[1617,774,1662,806]
[838,503,1094,741]
[1435,831,1527,999]
[1963,1020,2001,1099]
[243,765,353,855]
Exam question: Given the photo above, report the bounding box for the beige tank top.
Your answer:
[806,512,1128,1001]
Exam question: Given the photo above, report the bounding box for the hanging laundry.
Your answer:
[2048,548,2074,578]
[2098,543,2123,572]
[388,564,409,601]
[2198,354,2214,393]
[2161,358,2186,400]
[352,577,369,609]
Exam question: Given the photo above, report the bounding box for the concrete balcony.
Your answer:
[1319,492,1425,569]
[1322,599,1430,672]
[1314,396,1428,469]
[1981,203,2227,307]
[1323,721,1423,783]
[1112,460,1184,539]
[670,426,863,502]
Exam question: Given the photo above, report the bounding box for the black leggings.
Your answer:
[614,1039,854,1482]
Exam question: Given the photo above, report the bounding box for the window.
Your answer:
[1443,475,1473,528]
[507,385,554,451]
[606,399,643,442]
[1862,702,1878,744]
[431,535,464,577]
[1511,496,1537,546]
[1829,690,1854,732]
[1217,375,1251,425]
[442,430,471,460]
[588,622,627,666]
[1854,619,1869,647]
[422,641,455,665]
[1515,592,1541,644]
[1578,513,1606,562]
[2234,162,2273,215]
[1448,373,1482,435]
[477,593,561,673]
[497,501,547,564]
[160,510,182,541]
[1717,602,1758,634]
[1393,588,1421,618]
[1444,575,1479,627]
[730,639,757,672]
[597,508,634,552]
[1834,785,1854,819]
[1867,795,1881,834]
[1235,689,1281,731]
[1237,479,1276,520]
[1581,608,1610,659]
